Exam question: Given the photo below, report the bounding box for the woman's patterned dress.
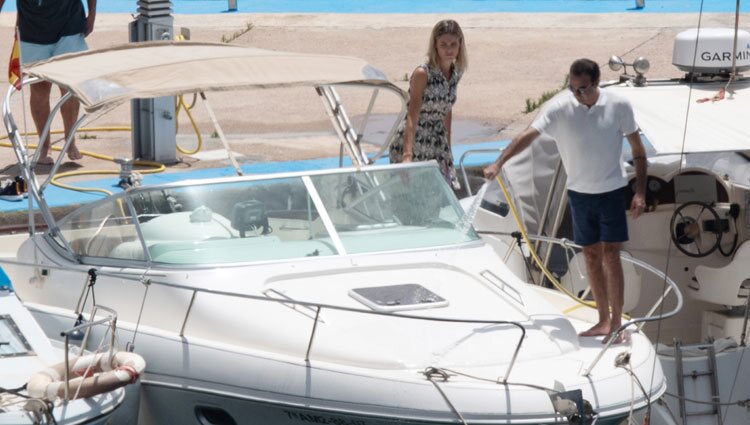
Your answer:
[389,63,461,184]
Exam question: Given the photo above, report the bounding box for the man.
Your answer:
[1,0,96,164]
[484,58,647,343]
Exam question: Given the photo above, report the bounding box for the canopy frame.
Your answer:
[3,42,407,242]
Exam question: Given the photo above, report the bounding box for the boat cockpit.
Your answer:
[52,164,478,266]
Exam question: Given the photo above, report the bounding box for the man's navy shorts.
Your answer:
[567,187,628,246]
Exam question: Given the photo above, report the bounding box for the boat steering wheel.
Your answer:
[669,201,722,258]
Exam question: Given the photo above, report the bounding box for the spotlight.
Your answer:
[633,57,650,74]
[608,55,650,86]
[608,55,624,72]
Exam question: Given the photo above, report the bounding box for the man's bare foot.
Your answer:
[579,322,611,337]
[603,329,630,345]
[68,145,83,161]
[37,156,54,165]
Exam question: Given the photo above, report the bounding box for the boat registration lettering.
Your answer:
[283,410,367,425]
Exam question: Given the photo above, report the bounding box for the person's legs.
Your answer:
[29,81,54,164]
[22,35,88,164]
[598,187,629,342]
[602,241,626,343]
[59,88,83,160]
[52,34,88,161]
[569,188,629,338]
[579,242,612,336]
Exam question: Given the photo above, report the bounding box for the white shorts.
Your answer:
[20,33,88,65]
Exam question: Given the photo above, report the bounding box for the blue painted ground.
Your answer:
[1,1,748,14]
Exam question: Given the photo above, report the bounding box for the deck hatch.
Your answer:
[0,315,33,358]
[349,284,448,312]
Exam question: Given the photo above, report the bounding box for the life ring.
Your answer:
[27,351,146,401]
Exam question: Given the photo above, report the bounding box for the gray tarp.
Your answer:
[607,79,750,155]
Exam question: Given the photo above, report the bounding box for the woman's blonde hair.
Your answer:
[427,19,468,73]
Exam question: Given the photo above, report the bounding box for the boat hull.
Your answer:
[25,304,657,425]
[139,382,646,425]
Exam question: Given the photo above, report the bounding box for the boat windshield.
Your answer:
[55,165,478,265]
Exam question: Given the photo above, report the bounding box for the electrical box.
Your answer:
[129,1,177,163]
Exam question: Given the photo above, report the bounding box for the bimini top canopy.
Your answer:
[606,79,750,155]
[22,41,392,113]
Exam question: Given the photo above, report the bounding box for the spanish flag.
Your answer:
[8,32,21,91]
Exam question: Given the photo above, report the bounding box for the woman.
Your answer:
[389,19,468,188]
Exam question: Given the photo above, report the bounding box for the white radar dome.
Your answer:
[672,28,750,73]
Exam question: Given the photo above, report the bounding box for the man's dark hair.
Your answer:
[569,58,600,82]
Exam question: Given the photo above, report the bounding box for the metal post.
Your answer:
[199,92,243,176]
[674,339,687,422]
[63,334,70,402]
[740,295,750,346]
[306,306,322,361]
[180,290,198,336]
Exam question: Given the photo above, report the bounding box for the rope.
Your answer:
[494,175,597,309]
[19,398,59,425]
[421,366,604,422]
[0,384,28,398]
[723,0,742,93]
[662,392,750,407]
[422,367,468,425]
[74,269,98,316]
[435,366,559,394]
[615,352,652,424]
[71,325,112,401]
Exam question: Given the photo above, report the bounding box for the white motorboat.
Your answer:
[460,28,750,425]
[0,42,670,425]
[0,286,143,424]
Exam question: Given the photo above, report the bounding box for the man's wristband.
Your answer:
[632,155,646,161]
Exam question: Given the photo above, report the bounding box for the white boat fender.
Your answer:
[26,351,146,401]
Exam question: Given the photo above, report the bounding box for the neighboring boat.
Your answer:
[0,42,670,425]
[0,286,143,424]
[459,28,750,425]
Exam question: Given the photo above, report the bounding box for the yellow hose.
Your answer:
[175,94,203,155]
[1,134,165,195]
[1,92,201,193]
[495,175,597,310]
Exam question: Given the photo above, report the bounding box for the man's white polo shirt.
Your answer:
[530,89,638,194]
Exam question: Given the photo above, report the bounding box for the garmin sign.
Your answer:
[699,50,750,62]
[673,28,750,73]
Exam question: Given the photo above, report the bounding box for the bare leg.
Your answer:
[602,242,626,343]
[579,242,612,337]
[60,87,82,160]
[29,81,54,164]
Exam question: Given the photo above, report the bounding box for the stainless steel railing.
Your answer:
[476,231,683,375]
[2,257,527,384]
[60,304,118,402]
[457,148,503,198]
